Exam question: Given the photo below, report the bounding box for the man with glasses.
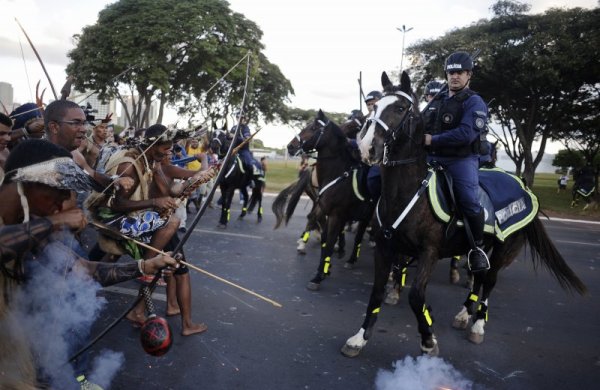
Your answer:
[44,100,133,191]
[423,51,490,273]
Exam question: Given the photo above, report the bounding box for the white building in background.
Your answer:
[0,82,14,111]
[69,90,118,124]
[115,95,160,128]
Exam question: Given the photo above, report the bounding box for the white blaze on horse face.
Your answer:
[358,95,398,161]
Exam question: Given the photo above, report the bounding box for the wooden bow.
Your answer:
[15,18,58,100]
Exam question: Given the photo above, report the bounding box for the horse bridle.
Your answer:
[296,119,328,154]
[368,90,419,167]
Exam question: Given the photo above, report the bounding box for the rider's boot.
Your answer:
[466,210,490,273]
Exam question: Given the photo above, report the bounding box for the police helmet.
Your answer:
[348,109,363,120]
[445,51,473,72]
[425,81,443,96]
[365,90,382,103]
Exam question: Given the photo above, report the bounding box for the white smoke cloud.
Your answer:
[375,355,475,390]
[14,234,123,389]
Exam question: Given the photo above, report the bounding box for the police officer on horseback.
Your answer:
[365,90,382,116]
[230,111,256,174]
[423,51,490,273]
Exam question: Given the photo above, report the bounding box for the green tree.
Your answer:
[67,0,293,129]
[283,107,348,131]
[552,149,585,170]
[407,1,599,186]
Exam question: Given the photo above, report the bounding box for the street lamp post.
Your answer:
[396,25,413,71]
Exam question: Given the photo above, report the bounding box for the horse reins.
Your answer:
[370,90,432,237]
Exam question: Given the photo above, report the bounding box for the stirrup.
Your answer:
[467,247,490,272]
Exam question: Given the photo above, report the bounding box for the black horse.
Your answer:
[274,113,367,255]
[341,71,587,357]
[210,130,264,227]
[571,165,596,210]
[277,111,377,290]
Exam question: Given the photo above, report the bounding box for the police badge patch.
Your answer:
[475,117,485,129]
[442,113,453,124]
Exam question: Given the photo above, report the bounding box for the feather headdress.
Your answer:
[9,157,94,193]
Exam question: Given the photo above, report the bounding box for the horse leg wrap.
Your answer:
[400,267,407,288]
[355,243,361,259]
[464,293,479,315]
[302,231,310,243]
[323,256,331,275]
[475,300,489,322]
[422,304,433,327]
[416,304,435,336]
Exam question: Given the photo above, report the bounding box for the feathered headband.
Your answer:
[8,157,94,193]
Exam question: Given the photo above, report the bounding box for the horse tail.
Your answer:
[284,169,312,225]
[272,182,295,229]
[524,216,587,295]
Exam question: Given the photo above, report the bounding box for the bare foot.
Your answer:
[166,308,181,317]
[182,322,208,336]
[126,311,147,327]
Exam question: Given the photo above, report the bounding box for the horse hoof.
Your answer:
[297,249,306,255]
[420,337,439,356]
[217,223,227,229]
[468,331,484,344]
[452,318,469,330]
[307,281,321,291]
[257,217,262,223]
[340,343,362,358]
[450,269,460,284]
[344,262,355,270]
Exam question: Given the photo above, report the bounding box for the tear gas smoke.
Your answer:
[375,355,475,390]
[14,234,123,389]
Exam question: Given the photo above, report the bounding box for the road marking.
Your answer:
[556,240,600,247]
[103,285,167,301]
[222,290,258,310]
[548,217,600,225]
[193,229,263,239]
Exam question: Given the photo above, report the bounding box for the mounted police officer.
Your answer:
[423,51,490,273]
[364,90,382,116]
[230,111,257,175]
[424,80,443,102]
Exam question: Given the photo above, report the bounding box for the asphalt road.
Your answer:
[88,194,600,390]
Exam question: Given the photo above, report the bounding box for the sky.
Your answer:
[0,0,597,150]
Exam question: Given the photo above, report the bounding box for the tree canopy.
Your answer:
[406,1,599,185]
[66,0,294,129]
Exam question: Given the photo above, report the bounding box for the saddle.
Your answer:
[354,163,374,201]
[574,183,595,197]
[428,167,538,242]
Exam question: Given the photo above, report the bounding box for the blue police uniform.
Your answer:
[231,123,254,171]
[428,89,488,218]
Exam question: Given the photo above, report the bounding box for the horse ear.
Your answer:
[381,72,392,90]
[317,109,326,121]
[400,71,411,94]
